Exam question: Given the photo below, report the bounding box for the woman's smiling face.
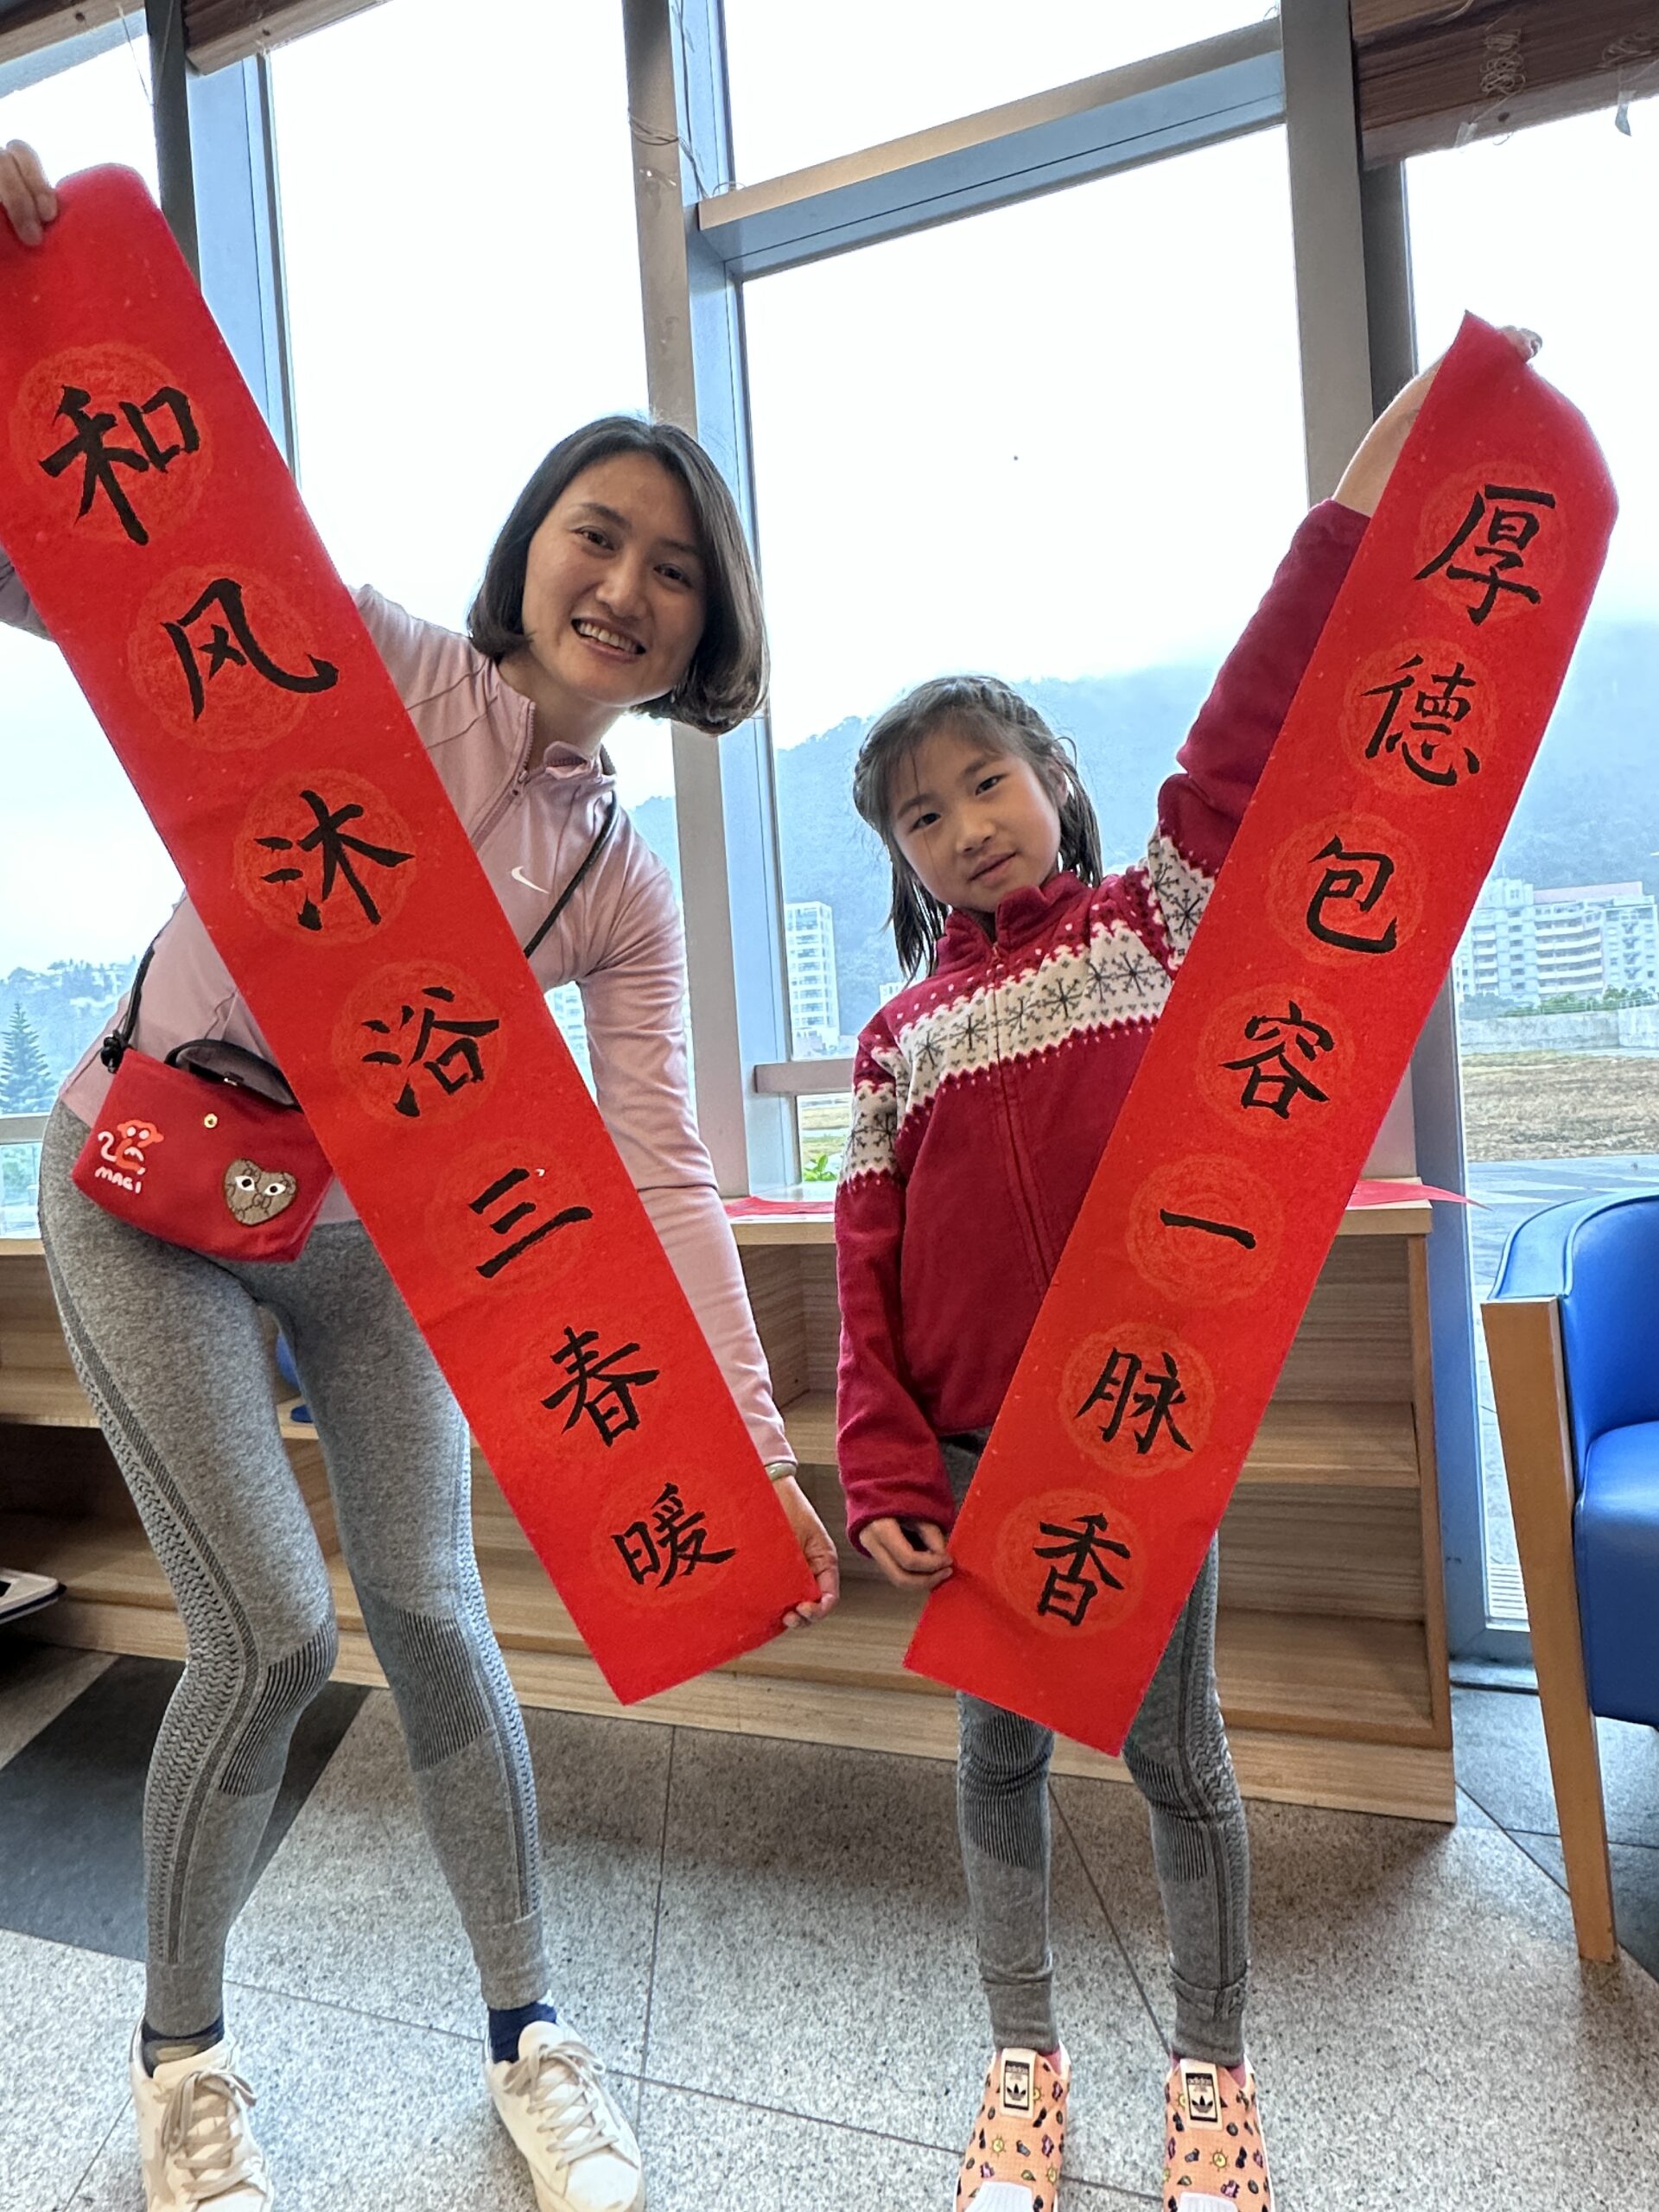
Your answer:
[507,452,709,741]
[890,722,1065,915]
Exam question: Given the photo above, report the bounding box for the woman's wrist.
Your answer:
[765,1459,798,1484]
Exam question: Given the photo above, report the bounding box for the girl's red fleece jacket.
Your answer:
[833,499,1369,1552]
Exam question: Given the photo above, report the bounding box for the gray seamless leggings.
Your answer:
[38,1103,550,2035]
[944,1434,1249,2066]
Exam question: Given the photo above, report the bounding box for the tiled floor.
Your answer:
[1,1634,1655,2212]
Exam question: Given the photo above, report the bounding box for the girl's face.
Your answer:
[890,722,1065,916]
[505,452,709,749]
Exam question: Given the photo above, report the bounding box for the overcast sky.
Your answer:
[0,4,1654,968]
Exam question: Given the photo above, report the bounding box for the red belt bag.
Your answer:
[72,798,617,1264]
[72,975,334,1263]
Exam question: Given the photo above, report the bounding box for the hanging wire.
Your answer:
[1455,22,1528,148]
[1601,28,1659,137]
[118,4,156,111]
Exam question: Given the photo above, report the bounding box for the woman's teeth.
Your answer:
[575,620,643,655]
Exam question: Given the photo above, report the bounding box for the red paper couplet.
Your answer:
[906,315,1616,1755]
[0,168,814,1700]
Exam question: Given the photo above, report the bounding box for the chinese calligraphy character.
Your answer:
[163,579,339,721]
[1224,1003,1335,1118]
[542,1325,660,1444]
[613,1482,737,1587]
[1417,484,1555,625]
[467,1167,592,1278]
[257,789,412,932]
[1363,654,1482,787]
[39,383,199,546]
[1075,1347,1192,1455]
[1157,1208,1257,1249]
[1306,836,1398,956]
[359,987,501,1116]
[1033,1512,1132,1626]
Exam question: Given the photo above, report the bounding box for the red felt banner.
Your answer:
[0,168,813,1700]
[907,317,1614,1755]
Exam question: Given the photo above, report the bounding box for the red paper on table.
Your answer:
[0,168,813,1700]
[907,316,1614,1755]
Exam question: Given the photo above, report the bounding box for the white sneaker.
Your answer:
[130,2027,274,2209]
[0,1569,61,1624]
[485,2018,645,2212]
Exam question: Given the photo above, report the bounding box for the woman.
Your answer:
[0,138,836,2212]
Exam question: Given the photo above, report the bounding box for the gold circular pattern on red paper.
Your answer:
[128,564,336,751]
[1059,1325,1214,1479]
[591,1457,747,1613]
[331,962,505,1127]
[234,772,418,946]
[991,1486,1147,1642]
[1413,462,1567,632]
[1194,984,1356,1145]
[1124,1154,1283,1305]
[1339,636,1498,799]
[10,343,212,547]
[1263,810,1425,969]
[423,1137,602,1292]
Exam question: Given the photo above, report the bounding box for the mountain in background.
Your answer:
[5,619,1655,1088]
[636,616,1659,1039]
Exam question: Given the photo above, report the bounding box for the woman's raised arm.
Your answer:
[0,139,56,248]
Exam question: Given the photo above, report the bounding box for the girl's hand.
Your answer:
[0,142,58,248]
[770,1471,841,1629]
[1335,324,1541,518]
[863,1516,953,1594]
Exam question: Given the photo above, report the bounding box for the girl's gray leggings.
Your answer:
[944,1433,1249,2066]
[38,1102,550,2036]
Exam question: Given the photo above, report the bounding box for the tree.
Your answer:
[0,1003,54,1115]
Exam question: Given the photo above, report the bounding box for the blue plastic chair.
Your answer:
[1483,1189,1659,1961]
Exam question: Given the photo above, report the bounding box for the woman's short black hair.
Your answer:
[467,415,768,736]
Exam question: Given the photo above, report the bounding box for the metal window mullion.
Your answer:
[145,1,296,463]
[1281,0,1376,503]
[624,0,792,1198]
[186,53,296,467]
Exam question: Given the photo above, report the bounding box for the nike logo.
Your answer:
[512,866,550,895]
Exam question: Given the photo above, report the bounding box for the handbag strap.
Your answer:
[521,794,619,961]
[99,938,159,1071]
[102,794,620,1073]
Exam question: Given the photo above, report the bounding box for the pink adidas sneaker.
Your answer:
[955,2044,1069,2211]
[1161,2056,1273,2208]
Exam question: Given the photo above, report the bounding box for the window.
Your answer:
[0,30,168,1231]
[742,127,1305,1167]
[271,0,668,1082]
[724,0,1274,181]
[1408,105,1659,1624]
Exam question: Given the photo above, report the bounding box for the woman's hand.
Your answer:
[770,1471,842,1629]
[1335,324,1541,518]
[862,1516,953,1595]
[0,142,58,248]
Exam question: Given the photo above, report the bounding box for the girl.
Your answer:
[834,331,1539,2212]
[0,141,837,2212]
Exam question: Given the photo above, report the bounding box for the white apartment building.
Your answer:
[548,981,594,1089]
[785,901,842,1054]
[1453,877,1659,1007]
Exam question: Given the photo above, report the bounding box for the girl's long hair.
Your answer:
[851,676,1104,981]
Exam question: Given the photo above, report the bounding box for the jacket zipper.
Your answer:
[471,710,538,850]
[985,943,1054,1294]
